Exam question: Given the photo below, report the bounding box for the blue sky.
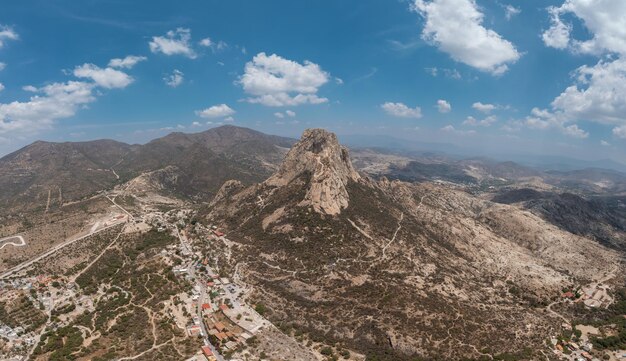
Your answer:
[0,0,625,164]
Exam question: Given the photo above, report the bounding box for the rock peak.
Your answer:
[266,128,360,215]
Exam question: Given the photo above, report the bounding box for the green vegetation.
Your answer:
[590,287,626,350]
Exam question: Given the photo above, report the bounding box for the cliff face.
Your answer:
[266,128,360,215]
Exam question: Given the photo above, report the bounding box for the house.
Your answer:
[215,332,228,342]
[214,322,226,332]
[213,230,224,237]
[563,291,575,299]
[581,351,593,360]
[201,346,213,358]
[187,325,202,337]
[219,304,230,312]
[202,303,212,311]
[220,277,230,285]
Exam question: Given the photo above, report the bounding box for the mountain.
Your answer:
[204,129,620,360]
[116,125,295,200]
[493,189,626,250]
[0,139,134,213]
[0,125,295,214]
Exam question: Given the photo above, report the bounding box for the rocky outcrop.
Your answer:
[265,128,361,215]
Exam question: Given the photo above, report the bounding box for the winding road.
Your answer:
[0,235,26,250]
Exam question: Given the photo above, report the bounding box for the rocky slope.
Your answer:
[265,128,360,215]
[493,188,626,251]
[205,129,622,360]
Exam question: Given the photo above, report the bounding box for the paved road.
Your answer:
[0,235,26,250]
[0,220,126,279]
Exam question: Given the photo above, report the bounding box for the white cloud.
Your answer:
[542,0,626,55]
[0,25,18,49]
[600,140,611,146]
[192,121,202,127]
[551,57,626,125]
[240,52,330,106]
[0,83,4,92]
[412,0,520,75]
[22,85,37,92]
[163,69,184,88]
[0,81,95,134]
[536,1,626,139]
[472,102,497,113]
[274,112,285,119]
[149,28,196,58]
[108,55,147,69]
[195,104,235,118]
[542,7,571,49]
[504,5,521,20]
[613,125,626,138]
[0,62,5,71]
[285,110,296,117]
[73,63,133,89]
[199,37,228,52]
[381,102,422,118]
[563,124,589,138]
[524,107,589,138]
[441,124,476,135]
[437,99,451,113]
[199,37,212,47]
[463,115,497,127]
[224,116,235,122]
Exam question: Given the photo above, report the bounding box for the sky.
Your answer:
[0,0,625,164]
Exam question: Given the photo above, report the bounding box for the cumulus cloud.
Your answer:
[285,110,296,117]
[600,140,611,146]
[0,25,18,49]
[0,83,4,92]
[1,56,142,136]
[614,125,626,139]
[542,0,626,55]
[239,52,330,106]
[542,7,571,49]
[0,81,95,134]
[472,102,497,113]
[523,107,589,138]
[533,1,626,139]
[149,28,196,58]
[463,115,497,127]
[199,38,212,47]
[381,102,422,118]
[199,37,228,52]
[412,0,520,75]
[550,57,626,125]
[108,55,147,69]
[0,62,5,71]
[163,69,184,88]
[195,104,235,118]
[274,112,285,119]
[437,99,451,113]
[73,63,133,89]
[504,5,521,20]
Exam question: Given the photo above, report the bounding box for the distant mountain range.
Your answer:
[2,125,625,216]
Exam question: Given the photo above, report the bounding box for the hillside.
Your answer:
[0,126,295,214]
[204,129,622,360]
[0,139,133,213]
